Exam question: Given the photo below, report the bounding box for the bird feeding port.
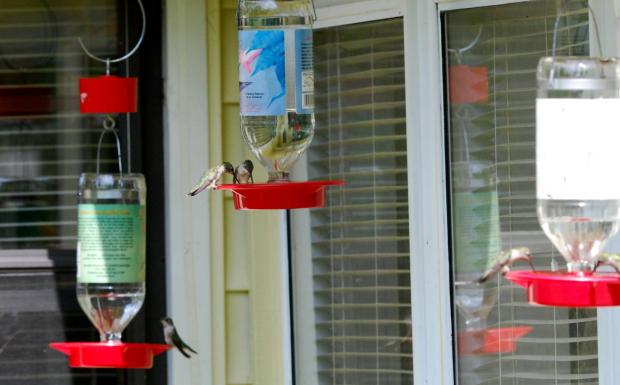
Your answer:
[49,343,171,369]
[217,180,344,210]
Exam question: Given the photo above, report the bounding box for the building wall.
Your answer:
[206,1,287,385]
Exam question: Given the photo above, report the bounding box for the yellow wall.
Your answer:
[207,1,286,384]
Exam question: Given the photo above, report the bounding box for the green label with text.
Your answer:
[77,204,146,283]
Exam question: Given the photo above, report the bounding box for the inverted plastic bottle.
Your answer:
[537,57,620,273]
[76,173,146,343]
[237,0,315,182]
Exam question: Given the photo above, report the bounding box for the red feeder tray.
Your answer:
[216,180,344,210]
[79,75,138,113]
[458,326,533,356]
[49,342,170,369]
[505,270,620,307]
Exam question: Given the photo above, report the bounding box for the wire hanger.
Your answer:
[78,0,146,75]
[447,26,483,65]
[96,116,123,176]
[548,0,604,85]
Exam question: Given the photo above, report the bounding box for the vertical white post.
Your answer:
[405,1,455,384]
[164,0,212,384]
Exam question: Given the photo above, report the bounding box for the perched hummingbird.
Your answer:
[234,160,254,184]
[476,247,535,284]
[187,162,234,196]
[161,317,197,358]
[595,253,620,273]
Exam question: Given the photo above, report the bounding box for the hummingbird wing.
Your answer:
[188,165,224,196]
[181,340,198,354]
[171,330,194,358]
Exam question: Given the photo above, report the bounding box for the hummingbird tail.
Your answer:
[178,347,191,358]
[188,184,208,196]
[184,343,198,354]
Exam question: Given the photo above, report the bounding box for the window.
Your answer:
[291,17,411,385]
[444,1,598,383]
[0,1,165,384]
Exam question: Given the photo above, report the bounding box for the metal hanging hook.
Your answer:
[78,0,146,68]
[310,0,317,22]
[447,25,483,65]
[97,116,124,176]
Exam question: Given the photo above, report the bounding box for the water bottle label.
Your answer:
[239,30,286,116]
[77,204,146,283]
[452,191,501,274]
[537,98,620,200]
[295,29,313,113]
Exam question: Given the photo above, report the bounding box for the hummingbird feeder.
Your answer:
[50,1,172,368]
[227,0,343,210]
[502,55,620,308]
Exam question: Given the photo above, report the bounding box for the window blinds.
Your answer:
[295,18,411,385]
[445,1,597,384]
[0,0,119,251]
[0,2,126,384]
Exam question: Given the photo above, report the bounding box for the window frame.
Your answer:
[293,1,620,384]
[289,1,456,384]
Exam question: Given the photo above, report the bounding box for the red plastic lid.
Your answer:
[216,180,344,210]
[49,342,170,369]
[505,270,620,307]
[79,76,138,113]
[458,326,533,356]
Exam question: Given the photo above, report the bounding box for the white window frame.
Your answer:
[290,1,456,384]
[591,1,620,383]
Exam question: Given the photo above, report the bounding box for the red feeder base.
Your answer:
[79,76,138,113]
[458,326,533,356]
[505,270,620,307]
[216,180,344,210]
[49,342,170,369]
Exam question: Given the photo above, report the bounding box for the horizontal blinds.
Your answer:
[446,1,597,384]
[0,270,121,384]
[306,18,412,385]
[0,0,119,250]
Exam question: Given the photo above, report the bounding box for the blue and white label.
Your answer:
[295,29,314,113]
[239,30,286,116]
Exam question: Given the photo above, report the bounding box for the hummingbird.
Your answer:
[234,160,254,184]
[476,247,535,284]
[161,317,197,358]
[187,162,234,196]
[595,253,620,273]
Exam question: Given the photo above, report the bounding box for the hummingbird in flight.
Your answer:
[161,317,197,358]
[234,160,254,184]
[476,247,534,284]
[188,162,234,196]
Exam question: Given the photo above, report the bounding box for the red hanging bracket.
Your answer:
[79,76,138,114]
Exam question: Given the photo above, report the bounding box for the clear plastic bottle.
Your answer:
[76,173,146,342]
[237,0,315,182]
[537,57,620,273]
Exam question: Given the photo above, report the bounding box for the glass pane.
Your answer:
[0,0,121,251]
[444,1,598,384]
[295,18,412,385]
[0,270,122,384]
